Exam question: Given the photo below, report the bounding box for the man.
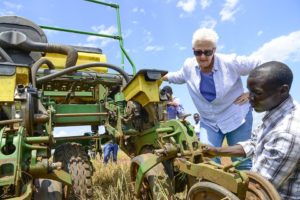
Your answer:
[193,113,201,139]
[103,141,118,164]
[161,85,185,119]
[203,61,300,200]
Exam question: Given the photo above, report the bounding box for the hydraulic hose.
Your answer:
[36,62,130,84]
[31,57,55,87]
[0,31,78,68]
[0,47,13,62]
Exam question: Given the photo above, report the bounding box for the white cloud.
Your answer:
[174,43,187,51]
[54,130,68,137]
[0,10,14,16]
[145,45,164,51]
[3,1,22,10]
[86,25,117,47]
[219,0,239,22]
[143,30,153,44]
[200,16,217,29]
[43,29,59,37]
[0,1,23,16]
[76,42,98,48]
[200,0,212,9]
[250,30,300,62]
[132,7,145,14]
[123,29,132,39]
[165,0,173,3]
[257,30,263,36]
[177,0,196,13]
[54,126,91,137]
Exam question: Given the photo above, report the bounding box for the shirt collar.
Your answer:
[262,96,294,125]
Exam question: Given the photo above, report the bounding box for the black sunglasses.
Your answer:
[193,49,214,56]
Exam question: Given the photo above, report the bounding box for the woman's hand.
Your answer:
[234,92,249,105]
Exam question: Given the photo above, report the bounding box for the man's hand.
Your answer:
[234,92,249,105]
[202,144,246,157]
[201,145,219,158]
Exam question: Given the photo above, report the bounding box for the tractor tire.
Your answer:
[245,171,281,200]
[33,179,63,200]
[53,143,93,200]
[131,161,174,200]
[187,181,240,200]
[145,163,174,200]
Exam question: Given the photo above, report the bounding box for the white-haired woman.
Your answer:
[163,28,261,170]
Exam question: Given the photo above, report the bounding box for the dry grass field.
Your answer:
[91,141,232,200]
[92,151,134,200]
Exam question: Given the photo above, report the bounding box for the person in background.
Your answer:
[161,85,185,119]
[203,61,300,200]
[163,28,261,170]
[193,113,201,139]
[103,141,118,164]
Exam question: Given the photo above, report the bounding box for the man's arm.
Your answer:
[202,144,247,157]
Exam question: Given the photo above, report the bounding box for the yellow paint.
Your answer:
[122,74,162,107]
[42,52,108,73]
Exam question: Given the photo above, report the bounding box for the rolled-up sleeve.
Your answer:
[233,55,262,76]
[251,133,299,189]
[167,67,186,84]
[238,127,258,157]
[238,139,256,157]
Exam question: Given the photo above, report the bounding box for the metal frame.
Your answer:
[40,0,136,74]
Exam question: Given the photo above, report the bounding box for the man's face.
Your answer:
[193,115,200,123]
[247,75,283,112]
[193,40,215,71]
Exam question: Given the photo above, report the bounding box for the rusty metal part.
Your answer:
[245,171,281,200]
[0,118,23,125]
[187,181,240,200]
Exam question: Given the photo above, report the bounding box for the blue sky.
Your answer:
[1,0,300,135]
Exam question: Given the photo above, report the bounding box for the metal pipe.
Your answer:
[85,0,119,8]
[37,62,130,84]
[40,25,120,40]
[24,143,48,150]
[0,119,23,125]
[54,112,108,117]
[55,135,99,141]
[25,136,50,144]
[156,127,174,133]
[120,45,136,74]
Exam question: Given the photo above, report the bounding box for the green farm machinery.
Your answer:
[0,1,281,199]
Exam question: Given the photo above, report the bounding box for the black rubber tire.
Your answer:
[53,143,93,200]
[187,181,240,200]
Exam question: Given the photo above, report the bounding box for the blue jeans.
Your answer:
[199,110,253,170]
[103,143,118,164]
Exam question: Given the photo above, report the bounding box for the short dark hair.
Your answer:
[162,85,173,95]
[193,113,199,117]
[249,61,293,90]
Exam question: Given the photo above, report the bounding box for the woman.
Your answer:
[163,28,261,170]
